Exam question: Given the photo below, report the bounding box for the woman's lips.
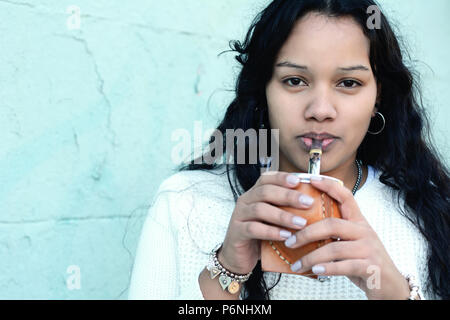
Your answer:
[300,137,337,151]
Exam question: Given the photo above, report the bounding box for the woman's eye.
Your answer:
[283,77,307,87]
[282,78,361,88]
[337,79,361,88]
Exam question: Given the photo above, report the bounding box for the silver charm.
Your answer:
[209,267,220,280]
[318,275,331,282]
[219,275,231,290]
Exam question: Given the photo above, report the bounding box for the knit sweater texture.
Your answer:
[128,165,431,300]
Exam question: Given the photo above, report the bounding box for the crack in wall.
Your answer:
[0,2,229,43]
[135,32,156,60]
[53,33,117,150]
[0,214,147,225]
[72,128,80,153]
[82,13,227,42]
[0,0,35,8]
[91,154,107,182]
[4,105,22,138]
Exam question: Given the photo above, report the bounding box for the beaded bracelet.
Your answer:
[206,243,252,294]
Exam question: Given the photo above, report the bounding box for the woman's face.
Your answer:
[266,13,379,174]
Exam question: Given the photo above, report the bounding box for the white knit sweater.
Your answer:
[128,165,432,300]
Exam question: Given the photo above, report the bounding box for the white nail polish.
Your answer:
[280,230,292,239]
[284,235,296,248]
[291,260,302,272]
[312,265,326,274]
[299,194,314,206]
[292,216,306,227]
[287,175,300,186]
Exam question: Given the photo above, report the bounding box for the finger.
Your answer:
[254,171,302,190]
[239,221,294,242]
[285,218,365,249]
[243,202,307,230]
[310,176,366,222]
[248,184,315,210]
[308,259,370,278]
[291,240,368,273]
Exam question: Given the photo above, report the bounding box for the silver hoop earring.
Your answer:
[368,111,385,135]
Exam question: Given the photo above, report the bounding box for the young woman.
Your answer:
[128,0,449,300]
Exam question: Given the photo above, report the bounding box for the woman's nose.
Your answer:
[303,92,337,122]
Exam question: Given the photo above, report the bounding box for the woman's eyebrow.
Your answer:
[275,61,370,72]
[275,61,308,70]
[338,65,370,72]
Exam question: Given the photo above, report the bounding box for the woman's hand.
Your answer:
[284,175,411,300]
[218,171,315,275]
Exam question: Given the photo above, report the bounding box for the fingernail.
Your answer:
[286,175,300,186]
[312,265,326,274]
[279,230,292,239]
[292,216,307,227]
[291,260,302,272]
[299,194,314,206]
[311,175,323,181]
[284,235,296,248]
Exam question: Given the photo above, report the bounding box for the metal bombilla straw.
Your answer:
[308,139,323,175]
[308,139,331,282]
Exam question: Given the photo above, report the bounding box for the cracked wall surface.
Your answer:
[0,0,448,299]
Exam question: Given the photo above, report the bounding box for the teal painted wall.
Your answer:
[0,0,448,299]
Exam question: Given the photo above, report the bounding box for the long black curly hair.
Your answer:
[177,0,450,299]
